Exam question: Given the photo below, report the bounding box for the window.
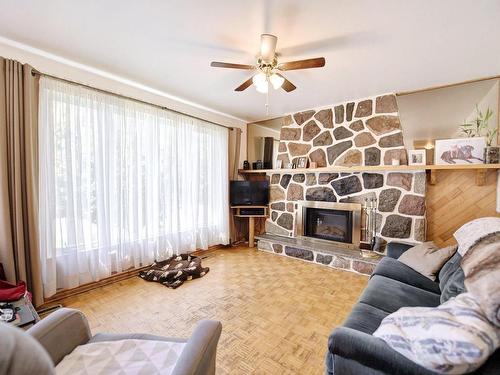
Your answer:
[38,77,229,297]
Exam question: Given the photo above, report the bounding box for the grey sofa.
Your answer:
[1,308,222,375]
[326,242,500,375]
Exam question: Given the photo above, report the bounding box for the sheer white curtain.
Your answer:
[39,77,229,298]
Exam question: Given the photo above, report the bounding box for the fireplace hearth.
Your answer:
[256,233,380,275]
[295,201,361,249]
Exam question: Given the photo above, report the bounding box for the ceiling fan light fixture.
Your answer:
[252,72,267,86]
[255,81,269,94]
[269,73,285,90]
[211,33,324,95]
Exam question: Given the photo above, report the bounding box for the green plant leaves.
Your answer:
[459,105,496,146]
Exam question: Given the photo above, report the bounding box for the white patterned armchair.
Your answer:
[1,308,222,375]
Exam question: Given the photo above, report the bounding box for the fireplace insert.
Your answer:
[296,201,361,249]
[304,208,352,243]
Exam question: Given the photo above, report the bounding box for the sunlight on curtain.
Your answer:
[38,77,229,297]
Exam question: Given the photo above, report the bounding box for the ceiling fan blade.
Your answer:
[276,73,296,92]
[260,34,278,62]
[235,76,254,91]
[278,57,326,71]
[210,61,255,70]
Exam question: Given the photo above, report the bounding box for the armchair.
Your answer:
[1,308,222,375]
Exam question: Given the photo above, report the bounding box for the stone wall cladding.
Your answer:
[270,92,427,245]
[258,95,429,273]
[266,170,426,244]
[257,239,376,276]
[277,94,407,168]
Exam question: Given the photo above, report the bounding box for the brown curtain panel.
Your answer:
[0,57,43,307]
[228,127,242,244]
[228,127,241,180]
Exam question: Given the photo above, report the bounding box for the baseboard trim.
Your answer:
[38,244,227,309]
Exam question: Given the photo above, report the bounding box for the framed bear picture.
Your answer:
[434,137,486,165]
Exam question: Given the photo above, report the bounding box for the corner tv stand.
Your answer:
[231,205,269,248]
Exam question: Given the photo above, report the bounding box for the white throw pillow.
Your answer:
[453,217,500,256]
[373,293,500,374]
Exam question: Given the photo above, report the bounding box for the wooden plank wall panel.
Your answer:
[426,169,499,247]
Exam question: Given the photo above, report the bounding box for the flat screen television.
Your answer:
[230,181,269,206]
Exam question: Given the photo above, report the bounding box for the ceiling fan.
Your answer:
[210,34,326,94]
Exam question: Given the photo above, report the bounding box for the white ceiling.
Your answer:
[0,0,499,122]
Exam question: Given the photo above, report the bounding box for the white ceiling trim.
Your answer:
[0,35,247,123]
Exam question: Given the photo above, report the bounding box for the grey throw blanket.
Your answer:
[461,233,500,328]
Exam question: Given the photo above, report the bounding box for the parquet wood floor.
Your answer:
[59,247,368,375]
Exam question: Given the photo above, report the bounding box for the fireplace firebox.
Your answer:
[295,201,361,249]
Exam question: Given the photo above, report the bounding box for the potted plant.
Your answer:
[459,106,498,163]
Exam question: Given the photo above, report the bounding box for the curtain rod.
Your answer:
[31,69,234,131]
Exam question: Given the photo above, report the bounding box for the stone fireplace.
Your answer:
[256,93,427,275]
[266,170,426,243]
[295,201,361,249]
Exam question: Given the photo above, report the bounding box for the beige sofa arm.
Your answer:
[27,308,92,365]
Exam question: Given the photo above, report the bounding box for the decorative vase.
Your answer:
[484,146,500,164]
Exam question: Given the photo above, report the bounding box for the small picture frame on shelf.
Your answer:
[297,157,307,169]
[408,149,426,166]
[275,159,283,169]
[434,137,486,165]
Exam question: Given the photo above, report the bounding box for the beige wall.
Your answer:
[397,78,500,147]
[247,123,280,166]
[0,40,247,167]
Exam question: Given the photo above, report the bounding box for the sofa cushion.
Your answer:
[439,251,466,303]
[343,302,390,334]
[386,242,413,259]
[398,242,457,281]
[333,356,388,375]
[371,257,441,294]
[90,333,186,344]
[56,339,185,375]
[359,275,441,313]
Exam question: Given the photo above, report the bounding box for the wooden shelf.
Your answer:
[231,206,269,248]
[238,164,500,186]
[239,163,500,175]
[234,215,267,218]
[230,205,268,208]
[231,205,268,217]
